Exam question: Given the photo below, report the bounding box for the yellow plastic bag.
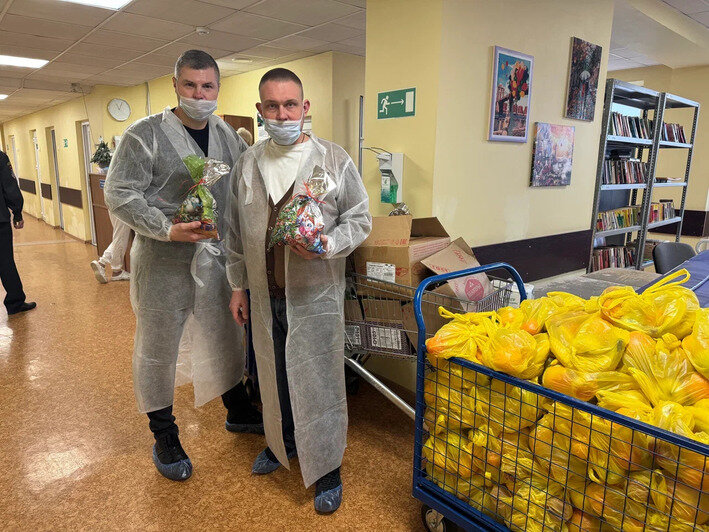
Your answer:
[422,428,474,479]
[425,307,495,363]
[473,378,544,432]
[480,327,550,379]
[546,310,629,372]
[624,331,709,406]
[541,362,638,401]
[651,401,709,491]
[599,269,699,339]
[520,297,560,335]
[567,509,602,532]
[425,461,487,504]
[424,370,478,432]
[683,307,709,381]
[497,306,525,329]
[506,475,573,532]
[596,389,652,414]
[434,359,486,392]
[689,399,709,433]
[529,412,589,487]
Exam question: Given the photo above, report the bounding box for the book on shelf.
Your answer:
[661,122,687,143]
[596,205,641,231]
[592,245,636,270]
[602,158,647,185]
[648,200,676,223]
[609,112,652,139]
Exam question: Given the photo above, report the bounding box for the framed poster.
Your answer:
[530,122,575,187]
[489,46,534,142]
[565,37,602,121]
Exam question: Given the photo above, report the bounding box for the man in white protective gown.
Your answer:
[226,68,372,513]
[104,50,263,482]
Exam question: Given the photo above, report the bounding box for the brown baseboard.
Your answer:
[650,209,708,237]
[18,178,36,194]
[471,230,592,282]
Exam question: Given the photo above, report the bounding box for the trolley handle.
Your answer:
[412,262,526,355]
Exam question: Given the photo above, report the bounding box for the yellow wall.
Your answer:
[362,0,443,218]
[611,64,709,213]
[362,0,615,391]
[332,52,366,163]
[432,0,614,246]
[3,52,363,240]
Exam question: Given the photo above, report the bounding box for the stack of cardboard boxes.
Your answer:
[347,215,496,357]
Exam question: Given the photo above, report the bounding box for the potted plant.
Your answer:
[91,139,112,174]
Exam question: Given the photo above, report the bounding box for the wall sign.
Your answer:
[377,88,416,119]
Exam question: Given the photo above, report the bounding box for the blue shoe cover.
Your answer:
[314,484,343,513]
[251,448,296,475]
[152,445,192,481]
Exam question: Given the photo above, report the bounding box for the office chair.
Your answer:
[653,242,696,274]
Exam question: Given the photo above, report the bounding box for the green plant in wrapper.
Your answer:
[173,155,230,239]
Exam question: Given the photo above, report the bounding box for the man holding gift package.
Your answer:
[104,50,263,482]
[225,68,372,513]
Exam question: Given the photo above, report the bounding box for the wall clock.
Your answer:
[108,98,131,122]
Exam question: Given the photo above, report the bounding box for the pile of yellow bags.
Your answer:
[422,269,709,531]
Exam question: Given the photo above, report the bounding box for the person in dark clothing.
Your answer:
[0,150,35,316]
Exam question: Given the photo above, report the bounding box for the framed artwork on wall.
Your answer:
[530,122,575,187]
[565,37,603,121]
[489,46,534,142]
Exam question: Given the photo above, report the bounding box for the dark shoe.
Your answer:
[152,432,192,481]
[224,382,264,434]
[315,468,343,514]
[8,302,36,315]
[251,446,297,475]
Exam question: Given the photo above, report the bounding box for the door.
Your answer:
[31,131,45,220]
[9,135,18,184]
[50,129,64,230]
[81,121,97,245]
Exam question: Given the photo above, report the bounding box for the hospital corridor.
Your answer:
[0,218,418,530]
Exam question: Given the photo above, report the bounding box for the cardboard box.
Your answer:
[353,215,451,290]
[360,298,405,325]
[421,238,495,303]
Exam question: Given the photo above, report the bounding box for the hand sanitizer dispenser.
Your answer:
[377,152,403,204]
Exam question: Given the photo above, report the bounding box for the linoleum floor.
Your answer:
[0,218,421,531]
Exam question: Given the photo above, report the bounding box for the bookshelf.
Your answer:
[588,79,700,272]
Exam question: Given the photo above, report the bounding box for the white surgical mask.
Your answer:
[263,110,304,145]
[179,96,218,121]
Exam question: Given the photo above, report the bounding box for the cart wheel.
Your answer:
[421,505,447,532]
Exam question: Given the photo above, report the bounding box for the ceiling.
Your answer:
[609,0,709,70]
[0,0,365,123]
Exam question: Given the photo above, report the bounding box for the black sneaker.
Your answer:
[8,302,36,315]
[152,432,192,481]
[315,467,343,514]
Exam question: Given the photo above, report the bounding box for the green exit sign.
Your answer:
[377,87,416,119]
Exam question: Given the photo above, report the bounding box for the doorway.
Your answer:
[31,130,45,221]
[81,121,96,246]
[48,128,64,230]
[9,135,18,183]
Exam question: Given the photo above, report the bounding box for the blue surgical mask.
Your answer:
[263,111,304,145]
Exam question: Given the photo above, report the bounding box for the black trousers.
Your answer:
[270,297,296,454]
[147,382,247,438]
[0,222,26,313]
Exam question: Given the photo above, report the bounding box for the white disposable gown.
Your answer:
[225,134,372,487]
[104,107,248,413]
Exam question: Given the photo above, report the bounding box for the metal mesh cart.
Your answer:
[412,263,709,532]
[343,271,513,419]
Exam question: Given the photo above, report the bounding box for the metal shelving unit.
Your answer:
[588,79,700,272]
